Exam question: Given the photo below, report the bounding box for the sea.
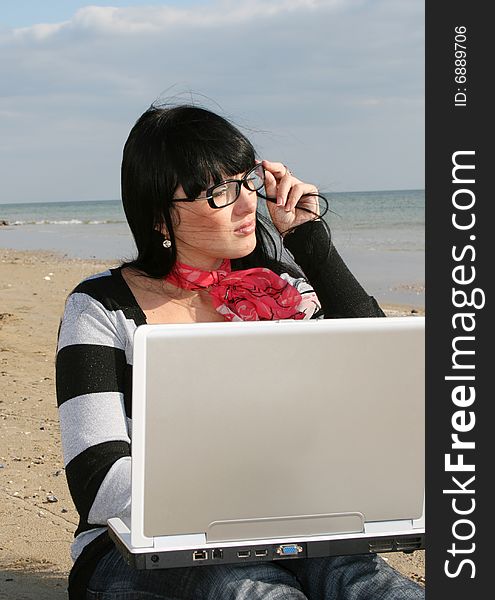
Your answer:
[0,190,424,307]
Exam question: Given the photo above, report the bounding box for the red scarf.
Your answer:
[164,259,307,321]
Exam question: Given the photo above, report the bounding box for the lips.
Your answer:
[234,220,256,234]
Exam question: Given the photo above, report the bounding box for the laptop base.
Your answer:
[108,523,424,570]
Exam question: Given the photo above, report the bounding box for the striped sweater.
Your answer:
[55,220,385,599]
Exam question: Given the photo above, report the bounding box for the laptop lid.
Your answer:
[131,317,424,548]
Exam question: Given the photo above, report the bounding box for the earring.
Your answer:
[162,238,172,249]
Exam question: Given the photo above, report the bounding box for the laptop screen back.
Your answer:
[134,317,424,542]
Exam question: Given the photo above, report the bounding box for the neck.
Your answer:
[175,253,225,271]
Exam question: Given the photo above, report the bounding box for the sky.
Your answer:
[0,0,424,204]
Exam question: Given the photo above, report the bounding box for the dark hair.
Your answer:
[121,103,328,279]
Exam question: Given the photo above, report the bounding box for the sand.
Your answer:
[0,248,425,599]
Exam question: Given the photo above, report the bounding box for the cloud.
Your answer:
[0,0,424,202]
[7,1,355,39]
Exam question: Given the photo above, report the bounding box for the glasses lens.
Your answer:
[245,164,264,191]
[210,182,239,207]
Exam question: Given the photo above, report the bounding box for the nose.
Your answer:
[234,184,258,215]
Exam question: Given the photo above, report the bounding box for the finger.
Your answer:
[263,169,278,198]
[262,160,301,207]
[285,183,305,213]
[287,184,320,213]
[261,159,288,180]
[276,173,295,207]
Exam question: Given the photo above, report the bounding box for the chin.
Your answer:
[229,237,257,260]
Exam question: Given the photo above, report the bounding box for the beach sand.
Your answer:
[0,248,425,599]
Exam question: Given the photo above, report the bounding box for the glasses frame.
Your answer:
[171,164,265,209]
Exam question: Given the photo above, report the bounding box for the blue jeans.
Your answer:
[86,547,424,599]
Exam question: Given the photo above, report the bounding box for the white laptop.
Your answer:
[108,316,425,569]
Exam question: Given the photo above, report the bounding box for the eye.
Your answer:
[212,185,228,198]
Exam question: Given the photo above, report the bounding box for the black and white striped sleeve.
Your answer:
[279,272,324,319]
[56,285,132,534]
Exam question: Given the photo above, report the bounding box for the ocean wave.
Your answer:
[38,219,83,225]
[347,221,424,230]
[8,219,125,226]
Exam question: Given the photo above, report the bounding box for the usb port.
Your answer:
[237,550,251,558]
[255,549,268,557]
[193,550,208,561]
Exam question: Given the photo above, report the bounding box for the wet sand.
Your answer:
[0,248,425,599]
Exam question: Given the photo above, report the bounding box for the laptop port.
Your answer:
[192,550,208,561]
[255,549,268,557]
[396,537,423,553]
[368,539,394,553]
[212,549,223,560]
[275,544,303,557]
[237,550,251,558]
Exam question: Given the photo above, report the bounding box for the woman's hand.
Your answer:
[261,159,320,237]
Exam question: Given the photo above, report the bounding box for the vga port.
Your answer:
[276,544,303,556]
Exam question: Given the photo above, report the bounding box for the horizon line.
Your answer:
[1,188,426,207]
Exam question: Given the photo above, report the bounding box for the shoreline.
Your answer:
[0,246,425,315]
[0,248,424,599]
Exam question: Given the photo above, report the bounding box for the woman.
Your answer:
[56,104,423,599]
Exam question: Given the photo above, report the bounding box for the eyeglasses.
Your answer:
[172,163,265,209]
